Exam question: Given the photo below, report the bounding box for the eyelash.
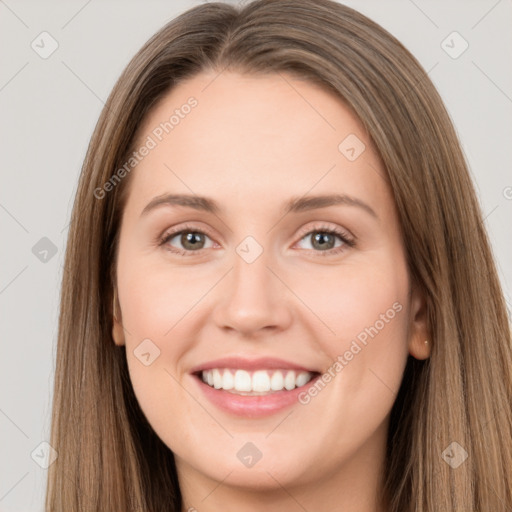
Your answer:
[157,223,356,257]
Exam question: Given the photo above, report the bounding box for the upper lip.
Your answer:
[189,356,320,374]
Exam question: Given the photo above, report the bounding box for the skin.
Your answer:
[112,71,430,512]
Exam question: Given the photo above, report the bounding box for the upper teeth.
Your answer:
[201,369,314,393]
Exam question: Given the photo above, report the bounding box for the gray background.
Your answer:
[1,0,511,510]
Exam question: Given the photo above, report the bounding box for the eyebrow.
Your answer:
[140,193,378,219]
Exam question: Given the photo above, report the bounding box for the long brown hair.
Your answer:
[46,1,512,510]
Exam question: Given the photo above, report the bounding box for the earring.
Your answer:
[424,340,429,344]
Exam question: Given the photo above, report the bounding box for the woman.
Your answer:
[46,0,512,510]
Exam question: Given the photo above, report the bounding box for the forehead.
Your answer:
[124,70,388,217]
[135,70,367,153]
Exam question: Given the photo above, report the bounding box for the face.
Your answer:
[112,71,429,497]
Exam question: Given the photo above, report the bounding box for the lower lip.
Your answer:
[192,373,321,418]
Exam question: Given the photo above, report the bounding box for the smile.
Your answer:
[189,356,322,417]
[199,368,317,395]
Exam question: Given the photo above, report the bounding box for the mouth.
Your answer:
[189,356,322,417]
[193,368,320,396]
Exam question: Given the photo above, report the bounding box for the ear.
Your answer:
[112,288,126,346]
[407,283,431,360]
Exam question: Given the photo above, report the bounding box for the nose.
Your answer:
[212,244,293,337]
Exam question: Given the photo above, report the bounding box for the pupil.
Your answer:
[313,232,333,250]
[182,232,204,250]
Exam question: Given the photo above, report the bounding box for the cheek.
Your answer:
[118,268,199,448]
[118,252,215,341]
[291,254,411,420]
[291,255,410,350]
[114,247,206,416]
[315,264,410,436]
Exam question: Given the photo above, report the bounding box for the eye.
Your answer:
[159,224,216,256]
[294,225,355,256]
